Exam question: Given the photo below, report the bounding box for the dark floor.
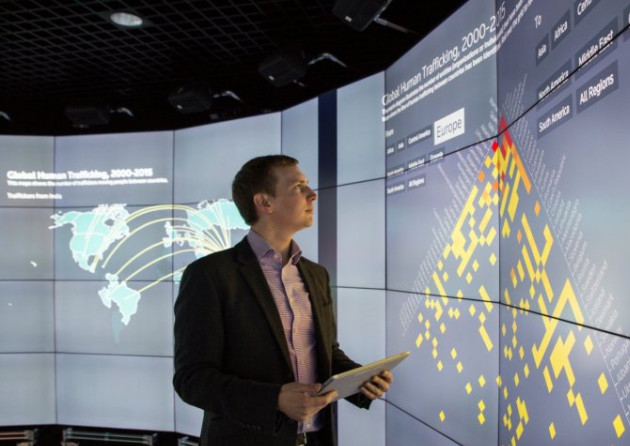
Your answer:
[0,425,198,446]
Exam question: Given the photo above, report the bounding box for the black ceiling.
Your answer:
[0,0,468,136]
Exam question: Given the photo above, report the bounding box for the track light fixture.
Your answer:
[168,85,243,114]
[168,85,213,114]
[308,53,347,68]
[258,46,308,87]
[258,46,347,88]
[332,0,393,31]
[65,105,133,128]
[332,0,417,34]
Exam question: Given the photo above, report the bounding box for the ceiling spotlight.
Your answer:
[104,11,148,28]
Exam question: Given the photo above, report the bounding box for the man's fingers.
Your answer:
[278,382,335,422]
[360,372,393,400]
[313,389,338,403]
[380,370,394,383]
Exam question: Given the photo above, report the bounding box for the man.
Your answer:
[173,155,392,446]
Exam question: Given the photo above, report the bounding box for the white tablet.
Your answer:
[317,351,410,400]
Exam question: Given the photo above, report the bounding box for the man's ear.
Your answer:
[253,192,273,216]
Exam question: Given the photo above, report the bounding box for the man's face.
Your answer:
[267,164,317,234]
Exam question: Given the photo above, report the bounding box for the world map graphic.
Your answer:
[50,199,247,329]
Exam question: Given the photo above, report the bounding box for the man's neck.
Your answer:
[251,225,293,264]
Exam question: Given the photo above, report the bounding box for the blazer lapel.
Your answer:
[298,261,333,375]
[235,239,294,375]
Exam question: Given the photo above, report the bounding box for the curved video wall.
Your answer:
[1,1,629,445]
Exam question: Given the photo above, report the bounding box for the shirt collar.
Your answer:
[247,229,303,265]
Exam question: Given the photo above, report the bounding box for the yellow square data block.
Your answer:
[598,373,608,394]
[613,415,625,438]
[584,336,594,355]
[548,422,556,439]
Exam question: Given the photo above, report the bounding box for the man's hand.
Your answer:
[360,370,393,400]
[278,382,338,423]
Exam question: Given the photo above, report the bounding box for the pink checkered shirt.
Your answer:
[247,230,321,433]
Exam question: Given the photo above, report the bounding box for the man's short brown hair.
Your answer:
[232,155,299,225]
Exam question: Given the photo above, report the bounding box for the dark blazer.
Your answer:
[173,237,369,446]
